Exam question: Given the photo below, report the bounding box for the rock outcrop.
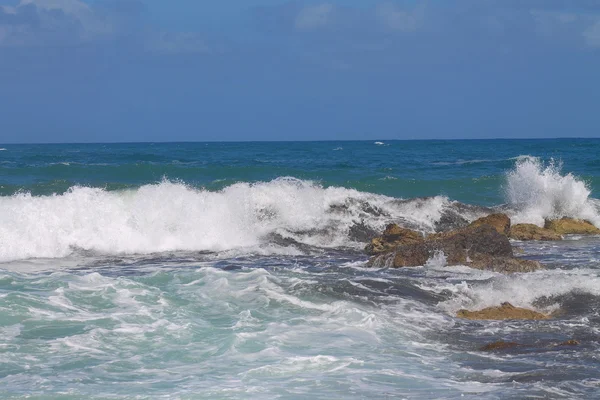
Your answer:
[468,213,511,236]
[457,302,549,320]
[365,224,423,255]
[544,218,600,235]
[367,219,542,273]
[509,223,563,241]
[480,341,519,351]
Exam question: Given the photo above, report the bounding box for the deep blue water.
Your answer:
[2,139,599,205]
[1,139,600,399]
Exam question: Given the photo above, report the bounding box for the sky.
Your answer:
[0,0,599,143]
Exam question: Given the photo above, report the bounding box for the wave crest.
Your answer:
[0,178,480,262]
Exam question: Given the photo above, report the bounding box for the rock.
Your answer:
[544,218,600,235]
[480,339,579,351]
[457,302,550,320]
[364,224,423,255]
[509,224,563,241]
[468,254,543,273]
[367,222,545,273]
[480,340,519,351]
[557,339,580,347]
[434,209,470,232]
[392,242,430,267]
[468,213,511,236]
[387,225,513,267]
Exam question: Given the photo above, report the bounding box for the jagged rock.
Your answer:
[544,218,600,235]
[364,224,423,255]
[468,213,511,236]
[510,223,563,241]
[457,302,549,320]
[480,341,519,351]
[367,222,544,273]
[468,254,543,273]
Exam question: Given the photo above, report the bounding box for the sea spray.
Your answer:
[506,156,600,226]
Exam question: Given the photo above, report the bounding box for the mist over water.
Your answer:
[1,140,600,399]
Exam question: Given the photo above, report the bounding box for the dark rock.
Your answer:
[434,210,470,232]
[348,220,381,243]
[468,254,543,273]
[480,341,519,351]
[367,221,544,273]
[457,302,549,320]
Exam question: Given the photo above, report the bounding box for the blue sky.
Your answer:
[0,0,599,143]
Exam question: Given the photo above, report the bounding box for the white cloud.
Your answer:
[295,3,334,31]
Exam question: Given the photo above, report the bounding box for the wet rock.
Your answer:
[468,254,543,273]
[457,302,550,320]
[544,218,600,235]
[480,339,579,351]
[434,210,470,232]
[367,222,544,273]
[468,213,511,236]
[509,223,563,241]
[348,221,381,243]
[480,340,519,351]
[365,224,424,255]
[557,339,580,347]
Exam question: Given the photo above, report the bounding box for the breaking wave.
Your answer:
[0,178,483,262]
[505,156,600,226]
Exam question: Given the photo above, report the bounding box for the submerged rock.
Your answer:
[457,302,549,320]
[468,213,511,236]
[468,254,543,273]
[480,340,519,351]
[480,339,580,351]
[544,218,600,235]
[510,223,563,241]
[364,224,423,255]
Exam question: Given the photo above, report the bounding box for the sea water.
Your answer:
[0,139,599,399]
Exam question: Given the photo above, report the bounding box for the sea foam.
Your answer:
[0,178,459,262]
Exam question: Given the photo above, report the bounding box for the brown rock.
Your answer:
[557,339,580,347]
[469,254,544,273]
[469,213,511,236]
[364,224,423,255]
[509,223,563,241]
[457,302,550,320]
[480,340,519,351]
[544,218,600,235]
[392,242,430,267]
[390,225,513,268]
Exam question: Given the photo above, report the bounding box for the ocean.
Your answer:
[0,139,599,399]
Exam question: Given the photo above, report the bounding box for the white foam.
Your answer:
[0,178,456,262]
[438,268,600,315]
[506,156,600,227]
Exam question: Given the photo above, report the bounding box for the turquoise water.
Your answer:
[1,139,600,398]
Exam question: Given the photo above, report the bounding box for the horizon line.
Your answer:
[2,137,598,146]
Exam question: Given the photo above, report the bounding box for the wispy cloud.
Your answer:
[0,0,212,53]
